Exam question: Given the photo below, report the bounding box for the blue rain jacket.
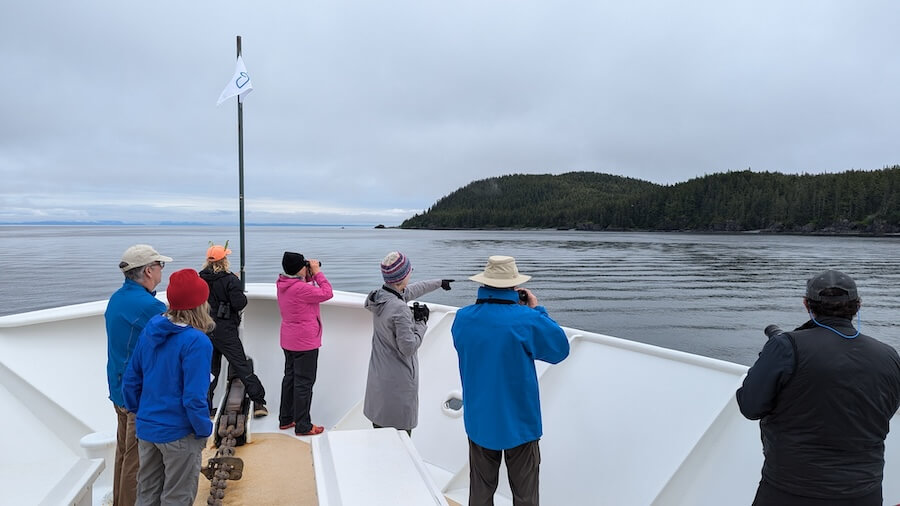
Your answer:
[452,286,569,450]
[105,279,166,407]
[123,314,213,443]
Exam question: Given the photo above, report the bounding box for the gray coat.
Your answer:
[363,279,441,430]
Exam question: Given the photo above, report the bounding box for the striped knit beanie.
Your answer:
[381,251,412,285]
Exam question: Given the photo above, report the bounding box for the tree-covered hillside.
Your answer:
[400,167,900,234]
[402,172,659,229]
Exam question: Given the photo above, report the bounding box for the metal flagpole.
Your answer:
[236,35,246,291]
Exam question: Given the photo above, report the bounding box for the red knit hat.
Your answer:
[167,269,210,310]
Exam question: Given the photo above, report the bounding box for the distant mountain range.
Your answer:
[400,167,900,234]
[0,220,208,226]
[0,221,372,227]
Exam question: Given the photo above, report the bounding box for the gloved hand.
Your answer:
[441,279,455,291]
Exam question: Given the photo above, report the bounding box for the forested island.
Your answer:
[400,166,900,234]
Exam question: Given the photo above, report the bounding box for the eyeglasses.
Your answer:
[152,261,165,269]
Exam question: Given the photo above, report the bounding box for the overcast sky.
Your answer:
[2,1,898,226]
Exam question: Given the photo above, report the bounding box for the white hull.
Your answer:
[1,283,898,505]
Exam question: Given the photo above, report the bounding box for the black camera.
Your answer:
[410,302,430,323]
[518,290,528,302]
[216,302,231,319]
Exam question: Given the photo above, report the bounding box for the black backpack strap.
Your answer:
[382,285,405,300]
[475,298,516,305]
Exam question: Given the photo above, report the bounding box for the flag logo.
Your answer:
[217,56,254,106]
[236,72,250,89]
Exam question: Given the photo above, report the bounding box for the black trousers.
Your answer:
[207,333,266,409]
[279,348,319,433]
[468,438,540,506]
[753,481,882,506]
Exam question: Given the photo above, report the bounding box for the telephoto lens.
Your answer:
[764,325,784,339]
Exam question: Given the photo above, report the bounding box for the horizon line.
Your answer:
[0,221,390,228]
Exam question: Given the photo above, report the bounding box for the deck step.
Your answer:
[313,428,449,505]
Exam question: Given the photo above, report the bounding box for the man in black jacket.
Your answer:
[737,269,900,505]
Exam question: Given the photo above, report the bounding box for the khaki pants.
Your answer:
[468,438,541,506]
[113,404,139,506]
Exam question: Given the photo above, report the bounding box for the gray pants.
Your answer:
[136,434,206,506]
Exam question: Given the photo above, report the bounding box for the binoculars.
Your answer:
[410,302,430,322]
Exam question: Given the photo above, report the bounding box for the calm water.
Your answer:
[2,225,898,365]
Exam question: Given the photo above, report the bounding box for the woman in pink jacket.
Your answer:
[276,251,333,436]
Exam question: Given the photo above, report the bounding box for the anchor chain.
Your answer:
[204,422,243,506]
[201,379,248,505]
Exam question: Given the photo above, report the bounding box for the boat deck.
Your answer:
[2,286,899,505]
[194,433,316,505]
[194,429,460,506]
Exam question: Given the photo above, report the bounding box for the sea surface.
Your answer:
[1,225,898,366]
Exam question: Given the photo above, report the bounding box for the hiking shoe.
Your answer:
[279,421,296,430]
[296,425,324,436]
[253,403,268,418]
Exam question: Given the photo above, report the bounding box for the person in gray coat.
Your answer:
[363,251,453,434]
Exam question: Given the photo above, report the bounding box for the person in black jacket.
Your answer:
[199,243,268,418]
[737,269,900,506]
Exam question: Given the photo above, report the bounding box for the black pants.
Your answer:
[753,481,882,506]
[279,348,318,433]
[207,333,266,410]
[468,438,540,506]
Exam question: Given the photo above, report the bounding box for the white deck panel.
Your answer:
[312,428,449,506]
[0,381,78,505]
[0,360,105,505]
[538,333,756,505]
[0,311,114,436]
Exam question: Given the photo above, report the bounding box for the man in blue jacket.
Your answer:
[737,270,900,505]
[123,268,214,505]
[105,244,171,506]
[452,255,570,506]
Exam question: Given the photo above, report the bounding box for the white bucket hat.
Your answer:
[468,255,531,288]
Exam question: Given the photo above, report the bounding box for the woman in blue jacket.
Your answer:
[123,268,214,506]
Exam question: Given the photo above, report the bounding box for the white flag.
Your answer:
[217,56,254,106]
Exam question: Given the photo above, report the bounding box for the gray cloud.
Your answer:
[2,1,898,225]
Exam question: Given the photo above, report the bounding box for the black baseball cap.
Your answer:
[806,270,859,302]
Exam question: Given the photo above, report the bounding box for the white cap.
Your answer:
[119,244,173,272]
